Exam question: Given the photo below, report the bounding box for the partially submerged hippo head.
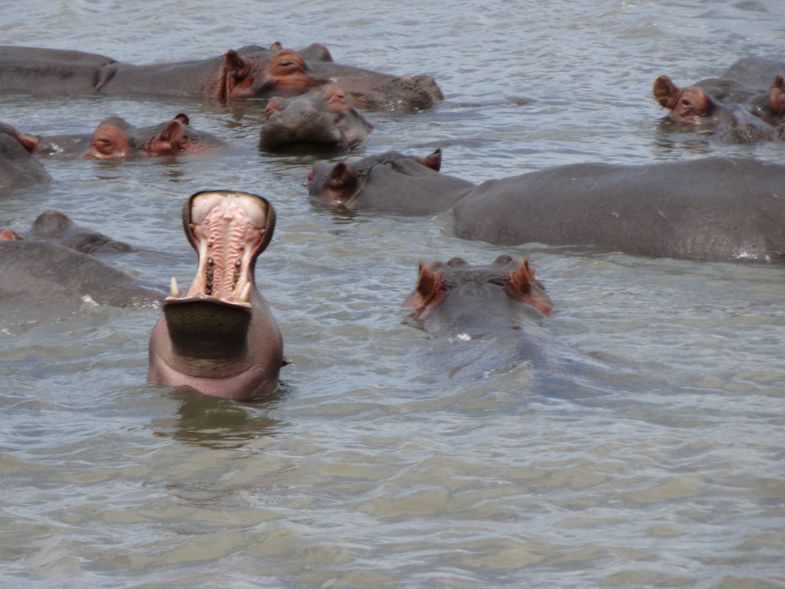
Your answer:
[404,255,553,323]
[652,75,717,125]
[223,48,328,101]
[305,149,474,215]
[749,73,785,125]
[260,85,373,151]
[31,209,132,253]
[147,190,284,401]
[83,113,209,159]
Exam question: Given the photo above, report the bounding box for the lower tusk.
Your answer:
[240,282,251,303]
[170,276,180,298]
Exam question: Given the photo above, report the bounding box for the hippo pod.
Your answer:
[260,86,373,152]
[147,190,284,401]
[403,255,553,379]
[307,149,474,215]
[0,44,443,112]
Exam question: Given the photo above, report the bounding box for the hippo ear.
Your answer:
[770,74,785,112]
[14,131,40,154]
[506,257,553,315]
[0,229,23,241]
[159,119,186,143]
[652,75,681,109]
[403,261,445,314]
[326,161,359,198]
[224,50,250,77]
[269,41,283,51]
[174,113,190,126]
[417,148,442,172]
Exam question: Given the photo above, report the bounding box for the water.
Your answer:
[1,1,784,587]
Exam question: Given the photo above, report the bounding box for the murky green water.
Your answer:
[1,1,784,587]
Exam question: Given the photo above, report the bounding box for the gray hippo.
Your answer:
[21,210,133,253]
[307,149,474,215]
[403,255,554,379]
[260,86,373,152]
[31,113,225,159]
[0,44,443,112]
[653,57,785,137]
[0,239,162,310]
[451,157,785,262]
[147,190,284,401]
[0,122,51,193]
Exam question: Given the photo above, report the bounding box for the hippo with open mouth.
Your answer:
[147,190,284,401]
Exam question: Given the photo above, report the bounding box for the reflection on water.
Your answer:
[153,388,283,449]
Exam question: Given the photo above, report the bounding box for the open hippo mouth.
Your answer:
[163,190,276,355]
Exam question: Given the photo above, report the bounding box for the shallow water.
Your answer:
[1,1,784,587]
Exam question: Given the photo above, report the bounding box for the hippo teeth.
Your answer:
[170,276,180,298]
[240,282,251,303]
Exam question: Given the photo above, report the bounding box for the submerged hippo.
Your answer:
[653,57,785,137]
[0,45,443,112]
[32,113,224,159]
[0,239,162,310]
[147,190,284,401]
[24,210,133,253]
[260,86,373,151]
[0,122,51,193]
[451,157,785,262]
[403,255,553,378]
[307,149,474,215]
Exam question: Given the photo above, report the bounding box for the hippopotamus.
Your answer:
[0,46,117,95]
[31,113,225,159]
[451,157,785,263]
[147,190,284,401]
[653,57,785,134]
[403,255,553,378]
[307,149,474,215]
[259,86,373,151]
[0,45,442,112]
[0,122,51,193]
[0,239,162,310]
[18,209,133,253]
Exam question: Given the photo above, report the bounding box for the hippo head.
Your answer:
[260,85,373,151]
[652,75,716,125]
[306,149,443,209]
[223,49,328,101]
[148,191,283,400]
[162,190,275,360]
[750,73,785,125]
[404,255,553,319]
[83,114,197,159]
[0,123,40,154]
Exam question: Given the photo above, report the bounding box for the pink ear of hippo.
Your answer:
[0,229,23,241]
[403,261,445,315]
[413,148,442,172]
[652,75,681,109]
[770,73,785,113]
[506,258,553,316]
